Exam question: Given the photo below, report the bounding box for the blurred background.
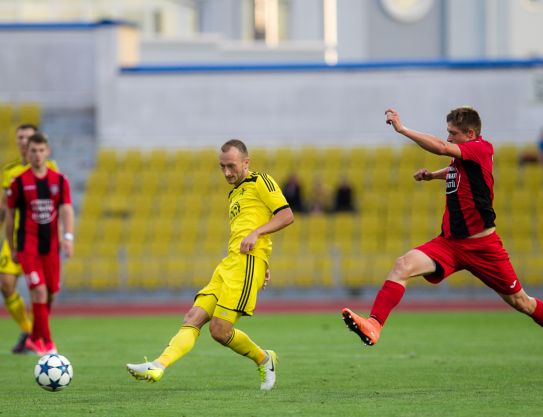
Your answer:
[1,0,543,303]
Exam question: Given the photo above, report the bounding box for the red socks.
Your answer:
[369,280,406,326]
[531,298,543,327]
[32,302,52,344]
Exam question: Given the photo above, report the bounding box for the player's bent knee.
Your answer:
[0,274,17,297]
[209,319,232,345]
[390,256,411,280]
[183,306,210,328]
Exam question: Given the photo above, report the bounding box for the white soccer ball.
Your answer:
[34,353,73,392]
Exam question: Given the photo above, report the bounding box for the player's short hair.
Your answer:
[447,107,481,137]
[221,139,249,157]
[28,132,49,146]
[16,123,39,132]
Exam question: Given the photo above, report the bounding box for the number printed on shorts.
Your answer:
[26,271,41,286]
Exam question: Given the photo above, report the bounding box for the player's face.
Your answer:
[446,122,475,144]
[219,147,249,186]
[16,128,36,158]
[27,142,50,170]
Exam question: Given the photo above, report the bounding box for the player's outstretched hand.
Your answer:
[385,108,403,132]
[413,168,433,181]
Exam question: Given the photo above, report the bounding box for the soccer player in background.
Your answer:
[5,133,74,355]
[0,124,59,353]
[127,139,294,391]
[342,107,543,346]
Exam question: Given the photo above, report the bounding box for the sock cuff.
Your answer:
[225,329,236,346]
[181,325,201,335]
[534,298,543,315]
[383,279,406,293]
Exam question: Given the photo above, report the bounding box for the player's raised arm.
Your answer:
[385,108,462,158]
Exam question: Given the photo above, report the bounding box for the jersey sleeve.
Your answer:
[2,163,15,189]
[256,173,290,214]
[458,139,492,163]
[47,159,59,171]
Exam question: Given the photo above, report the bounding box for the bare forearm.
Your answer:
[398,127,448,155]
[60,204,74,235]
[430,167,450,180]
[255,208,294,237]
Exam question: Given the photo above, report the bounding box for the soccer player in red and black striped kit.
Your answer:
[5,133,74,355]
[342,107,543,346]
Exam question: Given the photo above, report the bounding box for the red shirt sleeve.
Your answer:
[458,137,492,163]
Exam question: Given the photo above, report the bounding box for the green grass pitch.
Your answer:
[1,311,542,417]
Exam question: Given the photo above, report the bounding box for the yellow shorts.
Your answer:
[196,253,267,320]
[0,239,22,276]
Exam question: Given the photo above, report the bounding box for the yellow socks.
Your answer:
[5,292,32,334]
[156,325,200,368]
[226,329,266,365]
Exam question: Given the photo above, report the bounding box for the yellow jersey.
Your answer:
[227,171,289,262]
[2,158,59,189]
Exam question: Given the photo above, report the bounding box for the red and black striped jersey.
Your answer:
[441,137,496,239]
[6,167,72,255]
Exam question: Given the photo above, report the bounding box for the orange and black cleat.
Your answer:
[341,308,381,346]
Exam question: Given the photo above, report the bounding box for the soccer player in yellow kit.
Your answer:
[0,124,59,353]
[127,139,294,391]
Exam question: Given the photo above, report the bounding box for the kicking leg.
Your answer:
[342,249,436,346]
[500,289,543,326]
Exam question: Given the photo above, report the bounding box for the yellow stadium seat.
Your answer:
[100,218,125,241]
[62,258,86,289]
[140,171,160,193]
[509,237,534,254]
[323,147,344,169]
[330,213,357,240]
[495,144,520,167]
[85,171,109,196]
[95,149,118,172]
[120,149,144,171]
[520,165,543,191]
[524,256,543,285]
[315,255,333,286]
[17,102,41,125]
[89,258,119,289]
[75,218,99,241]
[147,149,169,170]
[124,241,146,257]
[341,256,373,287]
[79,194,103,218]
[374,145,395,164]
[95,241,120,257]
[130,194,154,218]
